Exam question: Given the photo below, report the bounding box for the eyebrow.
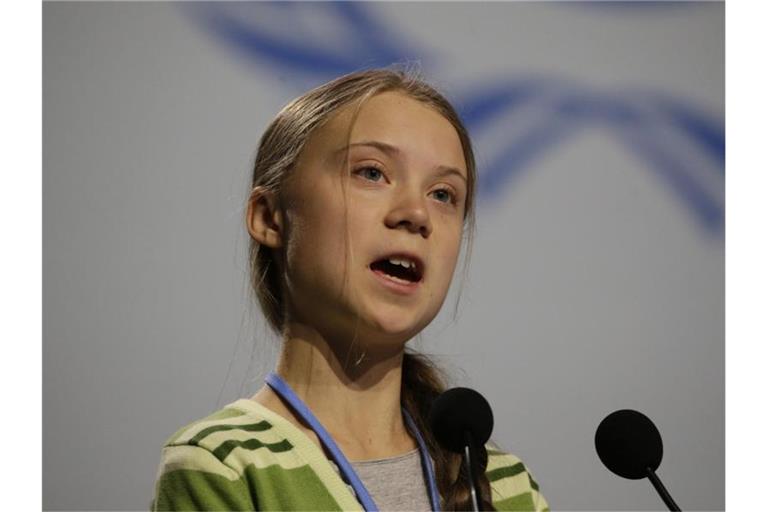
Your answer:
[334,140,468,183]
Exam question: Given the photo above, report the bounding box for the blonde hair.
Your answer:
[246,68,493,510]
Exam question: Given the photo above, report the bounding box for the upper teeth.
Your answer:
[388,257,416,270]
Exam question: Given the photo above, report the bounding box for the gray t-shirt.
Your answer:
[329,448,433,511]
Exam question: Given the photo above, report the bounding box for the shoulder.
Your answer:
[152,401,275,511]
[162,401,255,448]
[153,399,363,511]
[158,399,296,474]
[485,441,550,512]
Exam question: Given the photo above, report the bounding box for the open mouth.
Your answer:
[369,255,424,284]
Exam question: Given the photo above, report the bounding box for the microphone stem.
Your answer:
[463,432,481,512]
[646,467,681,511]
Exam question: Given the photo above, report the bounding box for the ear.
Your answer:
[246,186,284,248]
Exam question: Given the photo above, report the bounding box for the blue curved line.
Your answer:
[194,5,362,75]
[616,128,723,233]
[457,82,547,129]
[184,2,425,77]
[554,91,644,125]
[654,98,725,167]
[564,95,723,232]
[602,95,724,232]
[471,89,722,233]
[332,2,422,62]
[473,89,639,201]
[477,120,580,201]
[552,90,723,168]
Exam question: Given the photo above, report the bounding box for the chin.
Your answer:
[364,306,433,340]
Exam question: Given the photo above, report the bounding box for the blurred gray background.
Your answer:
[43,2,724,511]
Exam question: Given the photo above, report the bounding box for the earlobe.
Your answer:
[246,187,284,248]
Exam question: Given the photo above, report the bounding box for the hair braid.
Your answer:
[402,351,496,511]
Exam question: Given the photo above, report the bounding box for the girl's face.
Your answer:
[280,91,468,347]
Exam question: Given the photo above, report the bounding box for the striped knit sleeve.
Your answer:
[151,444,255,511]
[527,468,549,512]
[486,441,549,512]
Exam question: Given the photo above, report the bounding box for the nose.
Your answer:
[384,191,432,238]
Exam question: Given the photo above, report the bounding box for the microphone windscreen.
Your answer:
[595,409,664,480]
[429,387,494,453]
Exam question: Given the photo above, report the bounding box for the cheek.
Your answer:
[435,230,463,288]
[283,195,353,294]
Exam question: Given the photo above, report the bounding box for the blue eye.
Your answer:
[432,188,456,204]
[355,166,385,182]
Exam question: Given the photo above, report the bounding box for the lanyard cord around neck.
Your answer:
[264,372,441,512]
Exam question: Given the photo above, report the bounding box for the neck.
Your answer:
[273,322,413,456]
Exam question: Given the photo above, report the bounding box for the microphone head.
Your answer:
[595,409,663,480]
[429,387,494,453]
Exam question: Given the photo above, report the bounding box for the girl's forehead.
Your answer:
[337,91,448,133]
[309,91,462,160]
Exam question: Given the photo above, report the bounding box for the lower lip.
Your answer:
[370,268,422,295]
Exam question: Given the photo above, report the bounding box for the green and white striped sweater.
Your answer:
[151,399,549,511]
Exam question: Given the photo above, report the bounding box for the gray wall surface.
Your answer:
[43,2,724,510]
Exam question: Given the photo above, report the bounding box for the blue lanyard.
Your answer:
[265,372,441,512]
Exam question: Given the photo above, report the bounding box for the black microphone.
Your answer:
[595,409,681,511]
[429,387,494,512]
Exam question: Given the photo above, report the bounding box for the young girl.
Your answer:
[151,68,548,512]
